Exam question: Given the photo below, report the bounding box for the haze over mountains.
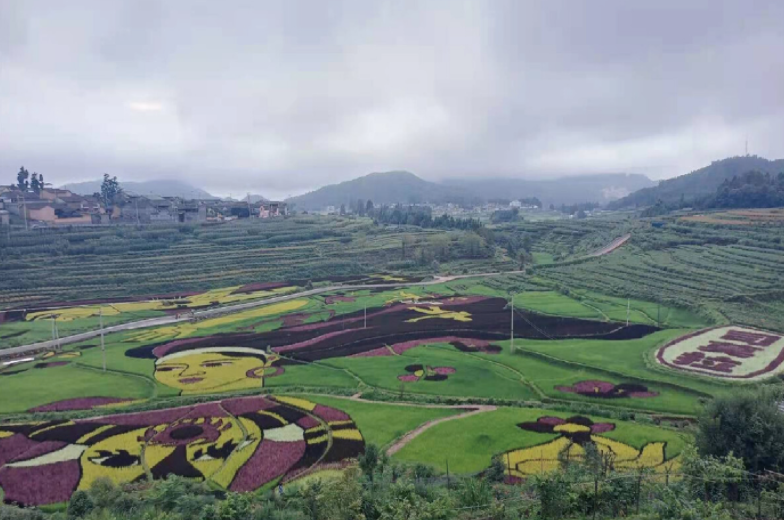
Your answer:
[63,179,219,200]
[59,155,784,211]
[286,171,655,210]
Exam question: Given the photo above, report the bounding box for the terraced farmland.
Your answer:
[2,212,782,505]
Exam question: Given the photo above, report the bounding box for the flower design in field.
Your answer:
[555,380,659,399]
[499,415,680,480]
[125,342,287,395]
[397,364,456,382]
[0,397,365,506]
[405,306,472,323]
[518,416,615,442]
[656,326,784,380]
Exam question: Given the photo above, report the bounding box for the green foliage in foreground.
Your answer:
[696,386,784,474]
[6,443,783,520]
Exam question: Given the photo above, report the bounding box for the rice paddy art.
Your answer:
[500,416,680,480]
[555,380,659,399]
[656,326,784,380]
[0,396,364,506]
[127,338,287,395]
[21,285,297,322]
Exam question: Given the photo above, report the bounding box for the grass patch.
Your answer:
[0,362,153,414]
[509,330,731,397]
[294,394,464,448]
[325,345,538,401]
[393,406,688,474]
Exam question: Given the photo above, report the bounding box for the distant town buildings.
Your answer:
[0,185,287,227]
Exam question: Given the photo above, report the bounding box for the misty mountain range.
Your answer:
[60,155,784,211]
[285,171,655,210]
[62,179,219,200]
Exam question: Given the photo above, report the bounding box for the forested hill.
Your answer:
[286,171,476,210]
[608,156,784,209]
[701,170,784,209]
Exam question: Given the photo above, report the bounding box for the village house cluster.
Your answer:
[0,185,286,227]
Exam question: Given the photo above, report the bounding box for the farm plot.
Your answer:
[0,396,364,506]
[288,395,465,448]
[326,344,538,401]
[656,326,784,380]
[511,330,733,398]
[453,344,706,415]
[393,407,686,476]
[107,296,657,399]
[219,296,658,362]
[0,357,153,414]
[0,283,299,347]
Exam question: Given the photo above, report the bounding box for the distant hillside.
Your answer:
[286,171,476,210]
[248,194,268,203]
[62,179,218,199]
[608,156,784,209]
[444,173,654,206]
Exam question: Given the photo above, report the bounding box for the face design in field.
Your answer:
[154,347,281,394]
[79,428,147,490]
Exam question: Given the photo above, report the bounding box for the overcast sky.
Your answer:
[1,1,782,198]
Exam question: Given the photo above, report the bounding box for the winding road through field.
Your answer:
[384,404,496,456]
[300,393,497,456]
[1,271,519,357]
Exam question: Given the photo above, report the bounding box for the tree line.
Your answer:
[368,203,483,231]
[8,168,123,209]
[642,170,784,217]
[12,166,46,194]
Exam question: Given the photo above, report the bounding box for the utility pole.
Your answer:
[510,294,515,353]
[21,194,28,231]
[51,316,60,351]
[247,193,253,219]
[99,307,106,372]
[134,198,140,226]
[364,304,367,329]
[657,303,660,328]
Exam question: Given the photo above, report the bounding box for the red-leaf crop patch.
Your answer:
[128,297,656,368]
[555,380,658,399]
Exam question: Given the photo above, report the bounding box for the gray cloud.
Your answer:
[0,0,782,198]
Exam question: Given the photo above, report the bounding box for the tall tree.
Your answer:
[101,173,123,208]
[696,386,784,473]
[339,203,346,216]
[16,166,29,191]
[30,173,43,194]
[366,199,374,215]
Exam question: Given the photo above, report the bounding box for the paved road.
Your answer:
[1,271,523,357]
[588,233,631,257]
